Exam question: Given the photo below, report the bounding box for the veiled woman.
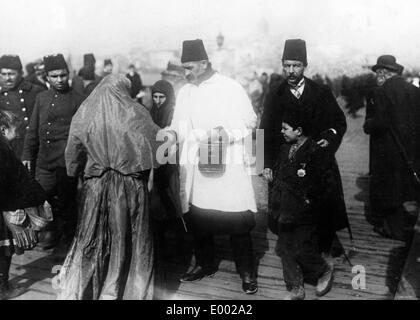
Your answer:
[57,74,160,300]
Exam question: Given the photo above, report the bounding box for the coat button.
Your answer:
[4,92,7,96]
[22,108,26,112]
[46,131,50,135]
[19,90,23,94]
[52,103,55,107]
[48,122,51,125]
[20,98,24,103]
[47,141,50,144]
[24,117,28,121]
[26,126,29,130]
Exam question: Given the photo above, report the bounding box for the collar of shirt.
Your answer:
[289,78,305,99]
[288,137,308,160]
[0,79,31,94]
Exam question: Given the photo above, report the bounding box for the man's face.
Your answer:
[182,61,207,82]
[0,68,23,90]
[260,74,268,84]
[281,122,300,143]
[282,60,305,86]
[47,69,69,91]
[375,69,387,86]
[35,70,47,83]
[1,124,17,141]
[104,65,113,74]
[152,92,167,108]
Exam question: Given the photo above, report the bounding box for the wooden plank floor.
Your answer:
[9,105,413,300]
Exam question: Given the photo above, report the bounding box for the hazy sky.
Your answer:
[1,0,420,67]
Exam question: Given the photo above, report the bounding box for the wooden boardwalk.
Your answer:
[9,106,415,300]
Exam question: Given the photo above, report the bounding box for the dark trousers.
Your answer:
[192,233,255,279]
[35,167,78,243]
[276,224,327,289]
[0,255,12,291]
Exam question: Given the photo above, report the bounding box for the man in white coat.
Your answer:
[162,39,258,294]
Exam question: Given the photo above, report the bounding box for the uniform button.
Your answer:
[4,92,7,96]
[54,95,58,98]
[52,103,55,106]
[48,122,51,125]
[22,108,26,112]
[26,126,29,130]
[19,90,23,94]
[24,117,28,121]
[6,101,9,105]
[20,98,24,103]
[46,132,50,135]
[47,141,50,144]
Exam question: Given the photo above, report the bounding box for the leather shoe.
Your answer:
[284,286,305,300]
[180,266,217,283]
[316,264,334,297]
[242,280,258,294]
[0,285,27,300]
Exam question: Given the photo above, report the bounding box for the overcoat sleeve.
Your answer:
[65,133,87,177]
[319,87,347,154]
[259,89,280,169]
[363,88,391,136]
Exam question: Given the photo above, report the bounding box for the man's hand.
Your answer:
[262,168,273,182]
[22,160,31,171]
[317,139,330,148]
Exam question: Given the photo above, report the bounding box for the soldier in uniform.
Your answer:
[22,54,84,252]
[0,55,44,158]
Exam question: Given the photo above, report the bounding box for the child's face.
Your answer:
[1,125,17,141]
[281,122,300,143]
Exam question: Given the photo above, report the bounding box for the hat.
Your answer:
[181,39,209,63]
[371,55,404,73]
[104,59,113,66]
[78,65,95,80]
[44,54,68,72]
[0,55,23,71]
[282,39,308,66]
[83,53,96,66]
[282,105,312,135]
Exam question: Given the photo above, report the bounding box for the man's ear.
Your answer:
[296,126,304,137]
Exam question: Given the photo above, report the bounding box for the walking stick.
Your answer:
[389,126,420,186]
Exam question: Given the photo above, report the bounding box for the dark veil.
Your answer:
[66,74,161,177]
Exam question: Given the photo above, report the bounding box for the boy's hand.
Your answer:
[262,168,273,182]
[317,139,330,148]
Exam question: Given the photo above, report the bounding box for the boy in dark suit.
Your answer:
[265,110,334,300]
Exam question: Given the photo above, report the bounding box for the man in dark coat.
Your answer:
[260,39,350,257]
[0,55,45,158]
[22,54,84,251]
[126,64,144,103]
[364,55,420,240]
[71,53,102,100]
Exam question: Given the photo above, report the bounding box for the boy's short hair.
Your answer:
[0,110,21,128]
[282,110,312,136]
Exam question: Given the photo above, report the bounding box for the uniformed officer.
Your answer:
[0,55,44,158]
[22,54,84,252]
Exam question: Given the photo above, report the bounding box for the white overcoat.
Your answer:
[169,72,258,214]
